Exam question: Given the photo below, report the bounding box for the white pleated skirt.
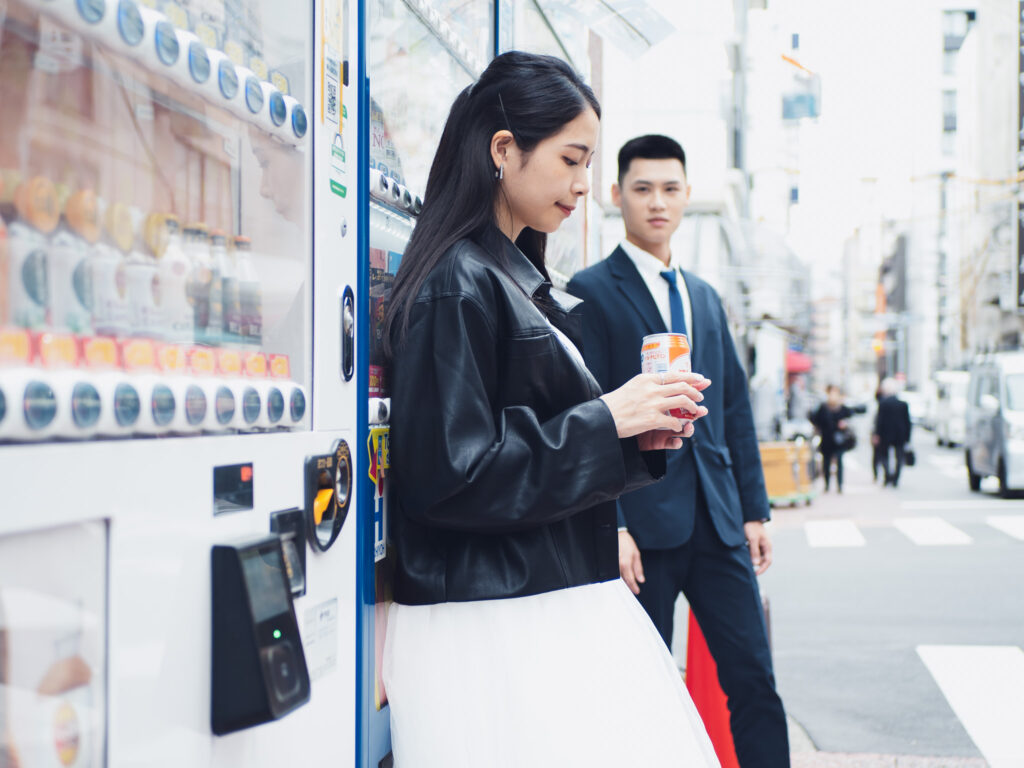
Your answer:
[383,578,720,768]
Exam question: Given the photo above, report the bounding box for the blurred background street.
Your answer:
[760,424,1024,767]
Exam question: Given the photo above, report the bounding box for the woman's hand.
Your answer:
[600,371,710,440]
[637,425,693,451]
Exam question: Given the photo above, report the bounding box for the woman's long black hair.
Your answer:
[382,51,600,358]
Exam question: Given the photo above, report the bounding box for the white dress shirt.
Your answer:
[618,240,694,337]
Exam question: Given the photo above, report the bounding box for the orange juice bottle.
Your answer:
[48,189,100,334]
[8,176,59,329]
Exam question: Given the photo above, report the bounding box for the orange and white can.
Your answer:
[641,332,693,419]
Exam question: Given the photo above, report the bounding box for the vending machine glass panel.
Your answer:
[0,0,313,440]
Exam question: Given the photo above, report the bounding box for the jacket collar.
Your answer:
[476,225,546,299]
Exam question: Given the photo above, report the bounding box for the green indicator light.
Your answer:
[273,629,282,639]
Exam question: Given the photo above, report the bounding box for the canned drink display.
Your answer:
[640,332,694,419]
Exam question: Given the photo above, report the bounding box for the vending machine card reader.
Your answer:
[211,536,311,735]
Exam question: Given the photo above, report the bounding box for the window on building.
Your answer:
[943,10,973,53]
[943,49,957,76]
[791,33,799,50]
[942,90,957,133]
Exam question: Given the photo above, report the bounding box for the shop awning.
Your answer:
[786,349,812,373]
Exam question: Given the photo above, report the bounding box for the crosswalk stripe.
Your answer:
[901,500,1024,511]
[804,520,866,547]
[893,517,972,546]
[917,645,1024,768]
[987,515,1024,541]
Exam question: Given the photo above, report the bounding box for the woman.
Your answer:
[811,384,854,493]
[383,52,719,766]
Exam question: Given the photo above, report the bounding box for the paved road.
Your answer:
[758,431,1024,767]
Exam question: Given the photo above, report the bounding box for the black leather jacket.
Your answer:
[389,227,666,605]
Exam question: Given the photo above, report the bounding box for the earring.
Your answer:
[495,163,504,180]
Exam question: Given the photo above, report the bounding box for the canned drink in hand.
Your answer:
[641,332,694,419]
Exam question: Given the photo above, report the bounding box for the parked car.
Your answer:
[934,370,969,447]
[964,353,1024,496]
[900,390,929,428]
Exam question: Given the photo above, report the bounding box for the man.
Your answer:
[875,377,912,487]
[567,135,789,767]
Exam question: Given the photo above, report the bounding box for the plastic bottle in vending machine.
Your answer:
[0,209,8,327]
[151,215,193,343]
[124,215,163,339]
[184,223,213,344]
[207,229,228,346]
[221,236,242,343]
[8,176,59,329]
[89,203,133,337]
[232,236,261,346]
[48,189,100,334]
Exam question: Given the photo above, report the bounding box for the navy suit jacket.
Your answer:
[567,246,770,550]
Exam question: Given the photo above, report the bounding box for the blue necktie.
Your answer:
[660,269,687,336]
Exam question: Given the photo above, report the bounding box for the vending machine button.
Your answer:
[291,105,308,139]
[184,385,207,426]
[241,387,261,425]
[188,40,211,83]
[217,58,239,100]
[243,76,264,114]
[150,384,175,426]
[0,387,6,425]
[23,381,57,430]
[154,20,180,66]
[266,387,284,424]
[76,0,105,25]
[71,382,102,429]
[117,0,144,45]
[289,388,305,422]
[214,386,235,425]
[268,91,287,126]
[113,383,141,427]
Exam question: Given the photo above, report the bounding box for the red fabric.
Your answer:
[785,349,812,373]
[685,610,741,768]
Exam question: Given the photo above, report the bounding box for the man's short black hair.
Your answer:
[617,135,687,185]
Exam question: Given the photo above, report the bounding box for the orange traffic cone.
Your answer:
[685,609,740,768]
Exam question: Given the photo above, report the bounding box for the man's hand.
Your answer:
[743,521,773,576]
[618,530,645,594]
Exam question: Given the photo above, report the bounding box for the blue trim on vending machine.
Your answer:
[493,0,500,58]
[355,0,371,764]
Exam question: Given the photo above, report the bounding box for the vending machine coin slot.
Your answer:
[269,508,306,598]
[213,462,255,515]
[211,536,311,735]
[304,440,352,552]
[342,286,355,381]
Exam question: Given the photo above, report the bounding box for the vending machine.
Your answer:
[0,0,608,764]
[0,0,361,763]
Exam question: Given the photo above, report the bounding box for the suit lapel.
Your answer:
[608,247,666,336]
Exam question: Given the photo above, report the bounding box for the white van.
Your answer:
[965,353,1024,495]
[933,370,969,446]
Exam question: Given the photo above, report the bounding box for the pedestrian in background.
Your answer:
[810,385,854,493]
[568,134,790,768]
[875,377,912,487]
[382,54,718,767]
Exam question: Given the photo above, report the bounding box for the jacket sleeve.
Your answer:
[390,291,659,534]
[718,302,771,523]
[567,276,643,529]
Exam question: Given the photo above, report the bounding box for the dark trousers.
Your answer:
[879,441,905,486]
[820,449,844,491]
[635,496,790,768]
